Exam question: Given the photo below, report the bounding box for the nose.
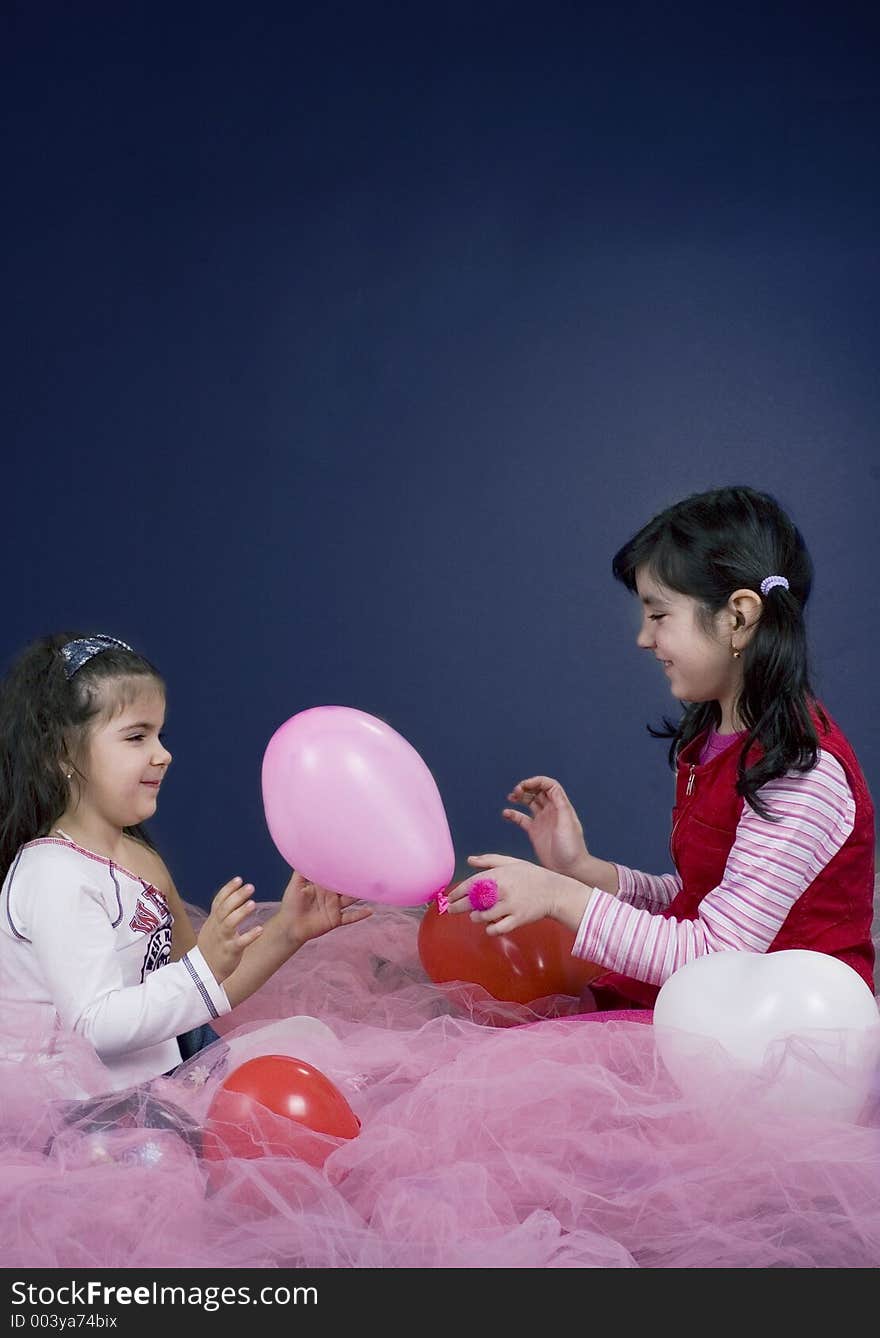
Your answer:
[153,742,172,768]
[636,619,654,650]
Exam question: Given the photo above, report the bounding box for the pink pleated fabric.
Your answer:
[2,891,880,1269]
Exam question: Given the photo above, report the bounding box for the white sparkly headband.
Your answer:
[60,634,134,680]
[759,575,789,596]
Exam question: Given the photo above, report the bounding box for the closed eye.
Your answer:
[648,614,666,621]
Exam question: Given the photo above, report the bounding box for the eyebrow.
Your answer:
[639,594,669,607]
[117,721,163,733]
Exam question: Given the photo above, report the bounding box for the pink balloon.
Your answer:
[261,706,455,906]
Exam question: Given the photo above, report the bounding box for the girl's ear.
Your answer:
[728,588,762,637]
[58,735,77,783]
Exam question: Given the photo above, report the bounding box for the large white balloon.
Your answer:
[653,949,880,1123]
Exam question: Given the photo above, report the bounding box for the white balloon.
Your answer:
[653,949,880,1123]
[222,1016,343,1074]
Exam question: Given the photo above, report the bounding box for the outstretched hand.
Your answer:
[197,876,264,983]
[503,775,589,879]
[447,853,591,936]
[280,870,373,947]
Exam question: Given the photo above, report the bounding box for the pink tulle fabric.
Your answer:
[2,891,880,1269]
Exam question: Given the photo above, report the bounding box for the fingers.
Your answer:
[212,876,255,913]
[234,923,264,948]
[509,776,555,798]
[289,871,347,899]
[508,791,544,813]
[447,866,507,910]
[548,783,574,813]
[502,808,532,829]
[339,904,373,924]
[509,776,564,805]
[287,876,372,928]
[460,896,514,933]
[217,876,251,896]
[484,913,519,937]
[209,877,261,946]
[224,895,258,931]
[450,856,516,904]
[446,876,475,911]
[448,883,508,929]
[466,853,516,869]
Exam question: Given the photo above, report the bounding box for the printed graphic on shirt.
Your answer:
[129,885,173,982]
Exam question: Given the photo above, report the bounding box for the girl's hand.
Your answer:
[280,870,373,947]
[503,775,590,879]
[196,876,263,983]
[447,854,588,936]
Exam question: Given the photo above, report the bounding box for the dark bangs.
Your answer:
[613,516,722,610]
[68,649,165,732]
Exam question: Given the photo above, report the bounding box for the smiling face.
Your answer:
[67,679,172,831]
[634,565,743,714]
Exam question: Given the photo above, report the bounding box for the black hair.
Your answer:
[0,632,165,881]
[612,485,825,819]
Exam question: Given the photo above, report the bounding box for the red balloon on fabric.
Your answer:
[201,1054,360,1172]
[417,892,604,1005]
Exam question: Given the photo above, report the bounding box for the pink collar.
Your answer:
[26,829,156,890]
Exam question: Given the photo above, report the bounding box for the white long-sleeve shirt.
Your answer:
[573,750,857,986]
[0,835,230,1088]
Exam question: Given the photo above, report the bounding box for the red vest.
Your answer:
[589,706,876,1010]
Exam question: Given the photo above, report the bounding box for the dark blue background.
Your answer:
[4,2,878,908]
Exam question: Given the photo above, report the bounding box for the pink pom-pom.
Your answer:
[435,889,450,915]
[468,878,498,911]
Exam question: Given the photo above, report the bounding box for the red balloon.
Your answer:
[202,1054,360,1170]
[418,892,603,1005]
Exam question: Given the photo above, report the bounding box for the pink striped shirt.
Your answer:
[572,749,856,986]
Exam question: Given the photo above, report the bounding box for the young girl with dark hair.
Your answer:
[0,632,370,1090]
[449,485,875,1008]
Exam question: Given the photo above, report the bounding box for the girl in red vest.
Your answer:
[448,485,875,1006]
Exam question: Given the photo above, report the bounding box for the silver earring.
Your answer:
[731,642,741,660]
[66,771,73,780]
